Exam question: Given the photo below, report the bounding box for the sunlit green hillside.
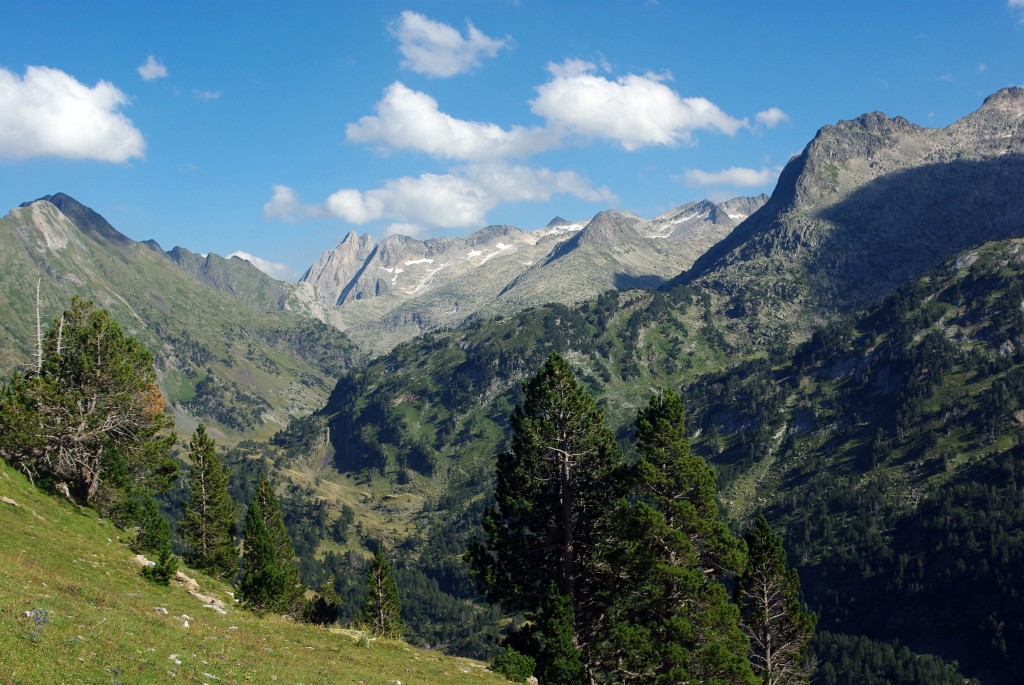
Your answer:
[0,459,505,684]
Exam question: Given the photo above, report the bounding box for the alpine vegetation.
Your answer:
[469,354,813,683]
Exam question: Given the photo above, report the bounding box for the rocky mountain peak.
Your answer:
[680,88,1024,337]
[979,86,1024,113]
[21,193,134,249]
[300,230,379,305]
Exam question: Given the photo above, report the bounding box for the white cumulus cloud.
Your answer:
[324,188,388,225]
[227,251,298,280]
[262,185,327,222]
[0,66,145,162]
[327,174,490,229]
[390,10,510,78]
[755,107,789,128]
[305,162,612,233]
[684,166,782,187]
[346,82,554,160]
[463,161,615,204]
[531,60,748,151]
[137,55,168,81]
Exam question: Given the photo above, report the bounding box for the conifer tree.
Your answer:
[736,516,816,685]
[141,537,179,586]
[253,476,297,576]
[300,579,341,626]
[239,499,286,614]
[239,477,302,615]
[180,425,238,577]
[604,389,755,684]
[535,582,584,685]
[359,545,403,638]
[0,297,176,508]
[468,353,625,680]
[132,493,178,585]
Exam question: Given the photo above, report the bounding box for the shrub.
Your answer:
[492,647,536,683]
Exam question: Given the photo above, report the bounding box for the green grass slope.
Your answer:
[0,459,505,684]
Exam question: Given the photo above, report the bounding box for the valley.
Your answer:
[3,87,1024,684]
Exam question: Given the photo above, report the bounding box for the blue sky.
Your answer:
[1,1,1022,279]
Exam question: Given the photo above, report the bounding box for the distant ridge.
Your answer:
[299,196,766,354]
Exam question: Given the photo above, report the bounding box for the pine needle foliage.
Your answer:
[469,352,626,679]
[535,582,584,685]
[736,516,816,685]
[0,296,176,507]
[239,478,303,615]
[602,389,755,683]
[360,545,404,639]
[181,424,238,577]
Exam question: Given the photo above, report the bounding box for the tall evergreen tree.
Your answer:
[238,477,303,615]
[603,389,755,684]
[180,424,238,577]
[736,516,816,685]
[468,353,626,680]
[253,476,297,574]
[239,499,287,614]
[359,545,403,638]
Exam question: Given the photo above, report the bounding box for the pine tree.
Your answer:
[239,499,287,614]
[0,297,176,508]
[180,425,238,577]
[359,545,403,638]
[603,389,755,683]
[736,516,816,685]
[238,478,303,615]
[253,476,297,576]
[133,493,178,585]
[468,352,626,680]
[535,582,584,685]
[141,538,179,586]
[132,493,173,555]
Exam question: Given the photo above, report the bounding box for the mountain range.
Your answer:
[3,87,1024,682]
[300,194,765,354]
[0,193,361,444]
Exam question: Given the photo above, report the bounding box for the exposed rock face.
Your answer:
[679,87,1024,335]
[299,197,765,354]
[300,231,378,305]
[22,192,134,249]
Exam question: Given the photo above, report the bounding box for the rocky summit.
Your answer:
[680,86,1024,338]
[300,195,766,354]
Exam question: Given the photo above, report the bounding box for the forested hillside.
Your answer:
[687,239,1024,683]
[255,240,1024,683]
